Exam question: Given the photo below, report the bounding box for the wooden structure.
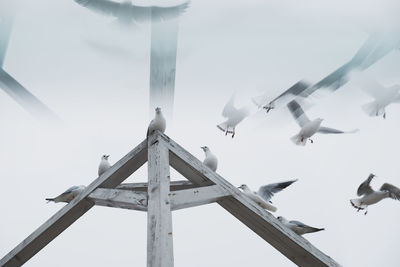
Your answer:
[0,131,340,267]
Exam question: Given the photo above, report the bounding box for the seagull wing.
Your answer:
[380,183,400,200]
[149,2,189,22]
[222,93,238,118]
[359,78,389,100]
[287,100,311,127]
[318,127,359,134]
[63,185,80,194]
[74,0,120,17]
[357,174,375,196]
[257,180,297,202]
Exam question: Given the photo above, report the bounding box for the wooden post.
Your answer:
[147,133,174,267]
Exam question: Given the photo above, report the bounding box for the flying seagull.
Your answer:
[46,185,86,203]
[217,93,251,138]
[238,180,297,212]
[74,0,189,25]
[98,154,111,176]
[200,146,218,172]
[277,216,325,235]
[147,107,166,137]
[288,100,358,146]
[350,173,400,215]
[359,79,400,119]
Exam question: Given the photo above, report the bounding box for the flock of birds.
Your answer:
[46,104,400,238]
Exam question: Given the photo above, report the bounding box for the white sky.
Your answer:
[0,0,400,266]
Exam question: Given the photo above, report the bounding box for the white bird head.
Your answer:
[102,155,110,160]
[277,216,287,223]
[200,146,210,152]
[155,107,162,115]
[237,184,249,191]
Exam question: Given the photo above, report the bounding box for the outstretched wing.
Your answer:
[287,100,310,127]
[380,183,400,200]
[318,127,358,134]
[357,174,374,196]
[257,180,297,202]
[222,93,238,118]
[149,2,189,22]
[74,0,120,17]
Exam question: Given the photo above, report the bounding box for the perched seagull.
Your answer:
[74,0,189,26]
[238,180,297,212]
[98,154,111,176]
[200,146,218,172]
[359,79,400,119]
[288,100,358,146]
[46,185,86,203]
[277,216,325,235]
[350,173,400,215]
[147,107,166,137]
[217,93,250,138]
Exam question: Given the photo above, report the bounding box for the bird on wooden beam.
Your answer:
[98,154,111,176]
[277,216,325,236]
[46,185,86,203]
[147,107,166,137]
[74,0,189,26]
[200,146,218,172]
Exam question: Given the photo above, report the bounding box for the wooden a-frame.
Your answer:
[0,131,340,267]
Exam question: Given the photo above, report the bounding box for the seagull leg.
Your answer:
[383,113,386,119]
[232,128,235,138]
[309,138,314,144]
[225,129,228,136]
[364,207,368,215]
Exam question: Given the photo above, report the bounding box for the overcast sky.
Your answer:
[1,0,400,266]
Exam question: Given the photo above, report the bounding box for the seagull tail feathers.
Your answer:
[362,101,383,117]
[350,199,365,210]
[261,202,277,212]
[217,122,232,133]
[290,134,307,146]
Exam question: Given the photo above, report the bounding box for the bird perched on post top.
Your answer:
[147,107,166,137]
[98,154,111,176]
[201,146,218,172]
[46,185,86,203]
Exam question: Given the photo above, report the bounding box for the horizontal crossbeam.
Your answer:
[116,180,196,192]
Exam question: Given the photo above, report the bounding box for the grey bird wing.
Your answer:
[63,185,80,194]
[264,80,311,109]
[289,220,309,228]
[318,127,358,134]
[357,174,375,196]
[287,100,310,127]
[131,2,189,22]
[222,93,238,118]
[257,180,297,202]
[74,0,120,17]
[380,183,400,200]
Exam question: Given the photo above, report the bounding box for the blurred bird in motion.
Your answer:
[238,180,297,212]
[288,100,358,146]
[98,154,111,176]
[351,173,400,215]
[201,146,218,172]
[147,107,166,137]
[217,93,251,138]
[46,185,86,203]
[74,0,189,26]
[277,216,325,235]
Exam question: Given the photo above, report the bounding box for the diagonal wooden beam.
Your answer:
[147,133,174,267]
[156,132,340,267]
[0,139,148,267]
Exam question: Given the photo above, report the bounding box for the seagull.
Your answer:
[74,0,189,26]
[46,185,86,203]
[200,146,218,172]
[350,173,400,215]
[98,154,111,176]
[147,107,166,137]
[359,79,400,119]
[277,216,325,235]
[217,93,250,138]
[238,180,297,212]
[288,100,358,146]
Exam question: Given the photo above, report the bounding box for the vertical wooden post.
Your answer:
[149,19,179,120]
[147,134,174,267]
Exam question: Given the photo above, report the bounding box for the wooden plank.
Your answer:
[149,19,179,120]
[117,180,196,192]
[147,133,174,267]
[170,185,231,211]
[157,132,340,267]
[88,188,147,211]
[0,139,148,267]
[0,69,60,122]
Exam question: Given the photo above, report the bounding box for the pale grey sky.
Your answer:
[1,0,400,266]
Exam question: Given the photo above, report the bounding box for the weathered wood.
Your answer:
[147,133,174,267]
[149,19,179,120]
[0,139,148,267]
[157,132,340,267]
[88,188,147,211]
[0,69,60,121]
[170,185,231,211]
[117,180,196,192]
